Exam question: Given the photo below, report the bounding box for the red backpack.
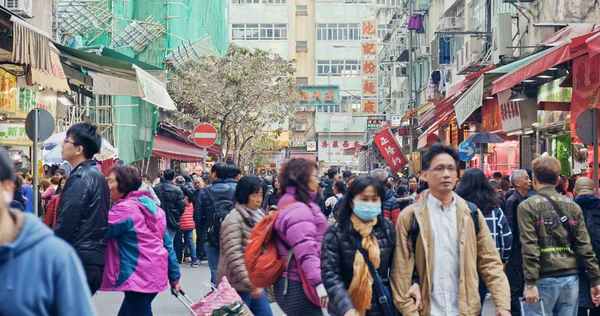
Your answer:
[244,201,295,288]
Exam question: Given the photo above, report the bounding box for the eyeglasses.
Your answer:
[63,139,77,146]
[426,165,457,174]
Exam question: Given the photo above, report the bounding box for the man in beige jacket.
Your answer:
[390,143,510,315]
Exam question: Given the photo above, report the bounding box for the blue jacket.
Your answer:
[0,210,96,316]
[224,178,238,190]
[194,179,235,237]
[21,183,33,213]
[574,194,600,308]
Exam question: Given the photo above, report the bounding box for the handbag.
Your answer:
[190,277,253,316]
[355,238,398,316]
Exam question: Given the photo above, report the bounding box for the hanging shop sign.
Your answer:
[361,20,377,40]
[0,123,29,145]
[306,140,317,152]
[361,98,378,114]
[537,78,572,103]
[373,129,408,171]
[454,76,484,125]
[0,69,17,114]
[362,60,378,77]
[299,85,340,106]
[498,89,522,132]
[481,98,502,133]
[317,135,363,162]
[11,78,57,120]
[28,45,70,93]
[290,137,307,147]
[133,65,177,111]
[538,110,569,128]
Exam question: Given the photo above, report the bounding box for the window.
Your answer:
[316,23,360,40]
[296,5,308,15]
[341,95,361,113]
[232,0,259,3]
[296,77,308,84]
[344,0,370,3]
[296,41,308,52]
[262,0,286,3]
[232,24,287,40]
[377,24,392,41]
[376,0,397,4]
[317,60,360,76]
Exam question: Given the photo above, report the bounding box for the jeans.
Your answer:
[117,291,158,316]
[174,231,183,262]
[204,242,219,284]
[522,275,579,316]
[237,290,273,316]
[183,230,197,262]
[195,222,206,260]
[167,227,176,241]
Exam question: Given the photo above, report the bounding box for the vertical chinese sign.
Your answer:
[361,20,378,114]
[373,128,408,171]
[0,69,17,115]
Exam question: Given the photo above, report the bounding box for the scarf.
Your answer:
[348,214,380,315]
[240,204,265,225]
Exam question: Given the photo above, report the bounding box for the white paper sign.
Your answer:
[454,76,484,125]
[133,65,177,111]
[498,89,522,132]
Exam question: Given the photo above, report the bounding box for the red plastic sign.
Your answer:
[373,128,408,172]
[193,123,217,148]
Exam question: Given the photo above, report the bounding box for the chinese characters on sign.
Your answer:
[362,60,377,76]
[0,70,17,114]
[0,123,28,144]
[361,41,377,56]
[361,20,377,38]
[498,89,522,132]
[362,80,377,95]
[362,99,377,114]
[317,135,364,162]
[360,21,378,115]
[454,76,484,125]
[373,129,408,172]
[481,99,502,132]
[298,86,340,106]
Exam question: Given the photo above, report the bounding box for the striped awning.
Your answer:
[11,17,53,73]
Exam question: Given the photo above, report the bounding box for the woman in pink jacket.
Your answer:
[273,158,329,316]
[101,165,181,316]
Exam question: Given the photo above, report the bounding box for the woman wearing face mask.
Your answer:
[217,175,273,316]
[273,158,329,316]
[321,176,397,316]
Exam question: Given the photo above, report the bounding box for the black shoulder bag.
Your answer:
[355,238,398,316]
[537,193,575,246]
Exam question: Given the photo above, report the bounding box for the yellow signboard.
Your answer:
[0,69,17,114]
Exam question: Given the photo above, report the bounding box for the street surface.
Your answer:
[93,262,496,315]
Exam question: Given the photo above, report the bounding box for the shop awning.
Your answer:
[28,43,70,92]
[416,110,454,150]
[491,41,572,94]
[152,135,205,162]
[540,24,600,46]
[10,17,53,73]
[586,32,600,58]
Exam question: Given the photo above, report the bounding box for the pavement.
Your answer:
[93,261,496,315]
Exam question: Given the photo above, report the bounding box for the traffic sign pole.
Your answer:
[33,109,39,217]
[594,109,598,197]
[203,147,207,174]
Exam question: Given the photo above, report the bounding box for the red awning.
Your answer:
[492,41,572,95]
[540,24,600,46]
[152,135,205,162]
[587,32,600,58]
[416,110,454,149]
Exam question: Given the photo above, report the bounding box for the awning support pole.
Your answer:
[594,109,599,197]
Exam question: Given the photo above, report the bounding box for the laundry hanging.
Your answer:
[408,14,422,31]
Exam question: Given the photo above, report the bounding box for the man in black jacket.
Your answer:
[322,168,338,200]
[54,123,110,295]
[225,164,241,189]
[154,169,186,241]
[194,162,234,283]
[371,168,401,225]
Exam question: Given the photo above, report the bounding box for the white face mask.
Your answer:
[3,190,10,205]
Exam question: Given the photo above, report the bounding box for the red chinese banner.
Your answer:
[373,129,408,171]
[481,98,502,132]
[362,60,377,76]
[362,79,377,95]
[361,41,377,56]
[361,20,377,37]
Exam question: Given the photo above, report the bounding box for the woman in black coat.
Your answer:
[321,176,396,316]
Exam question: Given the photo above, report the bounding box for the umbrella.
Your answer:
[42,132,67,150]
[42,146,65,164]
[465,132,504,144]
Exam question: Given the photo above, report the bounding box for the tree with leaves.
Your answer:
[168,44,299,163]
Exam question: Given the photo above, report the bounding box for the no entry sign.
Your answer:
[193,123,217,148]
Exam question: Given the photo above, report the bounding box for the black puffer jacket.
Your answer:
[54,160,109,266]
[154,181,186,230]
[321,217,396,316]
[194,179,235,240]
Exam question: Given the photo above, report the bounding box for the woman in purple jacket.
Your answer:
[101,165,181,316]
[273,158,329,316]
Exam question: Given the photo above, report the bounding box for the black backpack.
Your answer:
[205,187,236,248]
[407,200,480,257]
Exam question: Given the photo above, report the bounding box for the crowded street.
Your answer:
[5,0,600,316]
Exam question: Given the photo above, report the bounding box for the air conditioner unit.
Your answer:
[294,124,307,131]
[457,38,483,73]
[5,0,33,18]
[438,17,464,31]
[416,46,430,59]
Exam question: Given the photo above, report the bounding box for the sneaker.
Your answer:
[485,293,491,300]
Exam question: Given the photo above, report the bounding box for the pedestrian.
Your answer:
[573,177,600,316]
[321,176,396,316]
[20,173,33,213]
[176,176,199,267]
[390,143,510,315]
[323,168,338,200]
[371,169,401,226]
[40,177,57,206]
[102,165,181,315]
[226,164,242,189]
[519,156,600,315]
[455,168,513,313]
[11,173,25,211]
[54,123,110,295]
[325,180,345,222]
[273,158,329,316]
[154,169,186,240]
[0,147,96,316]
[195,162,235,283]
[504,169,532,316]
[137,168,160,207]
[44,176,66,228]
[217,175,273,316]
[557,174,574,199]
[192,176,206,262]
[267,177,279,212]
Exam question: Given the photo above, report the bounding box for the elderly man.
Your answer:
[519,156,600,315]
[390,143,510,316]
[504,169,532,316]
[574,177,600,316]
[371,168,401,225]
